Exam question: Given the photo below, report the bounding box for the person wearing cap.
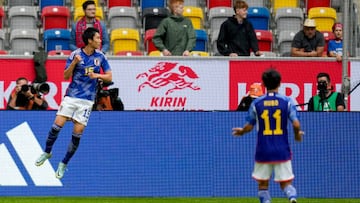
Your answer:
[327,22,343,61]
[291,18,325,57]
[236,83,264,111]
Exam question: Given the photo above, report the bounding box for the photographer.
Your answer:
[308,72,345,111]
[7,77,49,110]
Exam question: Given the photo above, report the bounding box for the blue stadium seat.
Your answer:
[39,0,64,11]
[140,0,166,11]
[194,29,208,52]
[43,29,71,52]
[247,7,270,30]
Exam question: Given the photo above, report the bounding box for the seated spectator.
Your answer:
[291,19,325,57]
[152,0,196,56]
[69,0,109,53]
[236,83,263,111]
[7,77,49,110]
[217,0,261,57]
[328,22,343,61]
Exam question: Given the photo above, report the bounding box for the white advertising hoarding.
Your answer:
[110,59,229,111]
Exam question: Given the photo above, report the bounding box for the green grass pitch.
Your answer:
[1,197,359,203]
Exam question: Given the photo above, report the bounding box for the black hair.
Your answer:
[16,77,28,84]
[317,72,331,82]
[82,27,99,46]
[262,68,281,91]
[82,0,96,10]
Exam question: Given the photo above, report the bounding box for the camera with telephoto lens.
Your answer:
[21,83,50,94]
[317,81,328,92]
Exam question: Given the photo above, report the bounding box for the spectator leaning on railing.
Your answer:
[327,22,343,61]
[291,18,325,57]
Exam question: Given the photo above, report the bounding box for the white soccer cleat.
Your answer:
[290,198,297,203]
[55,162,67,179]
[35,152,52,166]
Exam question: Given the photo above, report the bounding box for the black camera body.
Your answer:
[21,83,50,94]
[317,81,328,92]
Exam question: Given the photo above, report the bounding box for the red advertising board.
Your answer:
[0,58,347,111]
[229,60,343,110]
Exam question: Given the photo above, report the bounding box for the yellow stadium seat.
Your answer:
[73,6,104,21]
[110,28,140,54]
[308,7,337,32]
[271,0,299,15]
[190,51,209,57]
[148,50,164,56]
[73,0,99,9]
[183,6,204,29]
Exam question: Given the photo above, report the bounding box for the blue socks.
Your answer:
[62,133,81,164]
[45,124,62,153]
[258,190,271,203]
[283,184,297,200]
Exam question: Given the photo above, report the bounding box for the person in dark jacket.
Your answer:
[152,0,196,56]
[217,0,261,57]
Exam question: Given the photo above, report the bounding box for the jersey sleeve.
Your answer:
[101,54,111,72]
[245,101,257,126]
[288,98,299,122]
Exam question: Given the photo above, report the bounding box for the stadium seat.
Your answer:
[148,50,163,56]
[142,7,169,32]
[190,51,210,56]
[115,51,144,56]
[10,29,39,55]
[144,28,158,54]
[322,31,335,56]
[331,0,342,11]
[275,7,303,33]
[207,0,232,10]
[308,7,337,32]
[0,50,8,54]
[110,28,140,54]
[305,0,330,12]
[108,6,138,30]
[210,29,219,55]
[208,7,233,32]
[73,0,99,9]
[0,7,4,29]
[43,29,71,52]
[8,0,33,7]
[41,6,70,30]
[8,6,38,30]
[247,7,270,30]
[0,29,5,50]
[184,0,203,7]
[183,6,204,29]
[73,6,104,21]
[255,30,273,51]
[39,0,64,12]
[271,0,299,15]
[48,50,72,55]
[277,30,296,56]
[247,0,267,7]
[194,29,208,51]
[140,0,166,11]
[107,0,133,8]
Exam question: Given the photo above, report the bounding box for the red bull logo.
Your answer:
[136,62,201,95]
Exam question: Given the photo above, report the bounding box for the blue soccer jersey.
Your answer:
[65,48,111,101]
[246,92,299,163]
